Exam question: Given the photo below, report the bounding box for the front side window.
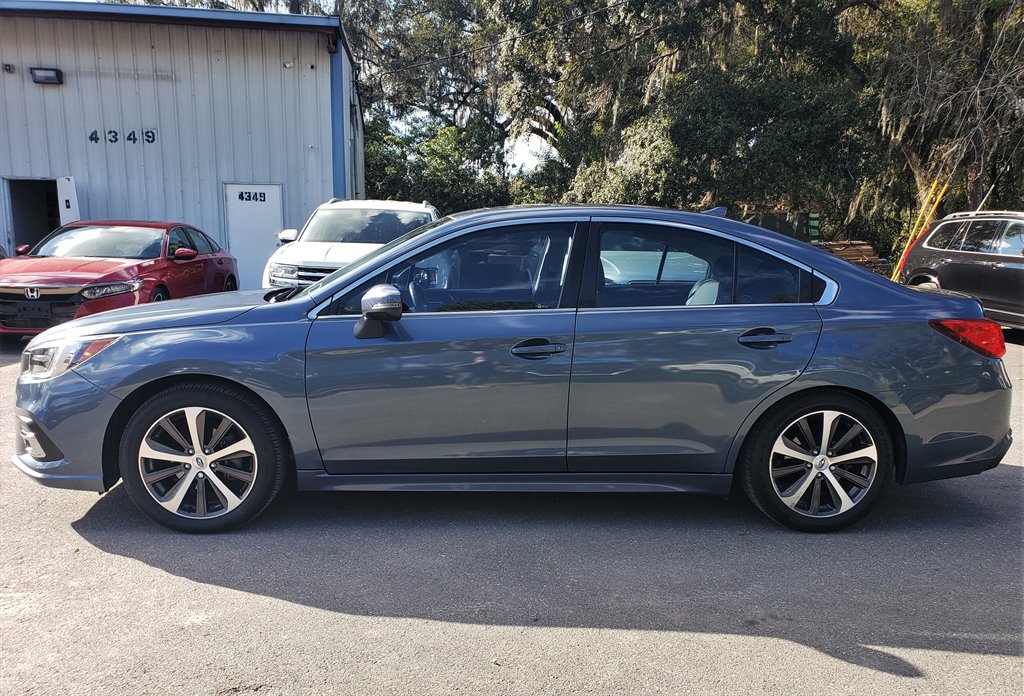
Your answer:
[595,223,735,307]
[167,228,197,256]
[31,225,165,260]
[187,229,215,255]
[995,221,1024,256]
[387,222,576,313]
[301,208,434,245]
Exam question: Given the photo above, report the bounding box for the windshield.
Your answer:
[291,217,452,301]
[301,208,433,245]
[32,225,164,259]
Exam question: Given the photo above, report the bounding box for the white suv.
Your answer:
[262,199,440,287]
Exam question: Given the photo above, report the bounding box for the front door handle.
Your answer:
[738,328,793,349]
[510,339,567,359]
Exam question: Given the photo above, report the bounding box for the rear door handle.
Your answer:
[738,329,792,349]
[510,339,567,359]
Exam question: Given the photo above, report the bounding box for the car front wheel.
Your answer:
[739,392,894,532]
[118,382,288,532]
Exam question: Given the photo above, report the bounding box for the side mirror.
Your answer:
[354,284,403,339]
[173,247,198,261]
[278,229,298,243]
[15,244,31,256]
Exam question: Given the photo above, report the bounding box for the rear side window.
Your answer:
[736,247,801,304]
[996,221,1024,256]
[958,220,1001,253]
[595,223,735,307]
[926,222,964,250]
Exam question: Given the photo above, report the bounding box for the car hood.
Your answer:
[270,241,384,267]
[27,289,271,346]
[0,256,150,286]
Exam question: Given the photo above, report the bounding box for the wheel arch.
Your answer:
[101,374,295,490]
[906,269,939,286]
[727,385,908,484]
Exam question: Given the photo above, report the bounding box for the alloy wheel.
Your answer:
[138,407,258,519]
[769,410,878,518]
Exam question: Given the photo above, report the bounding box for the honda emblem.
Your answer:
[24,287,40,299]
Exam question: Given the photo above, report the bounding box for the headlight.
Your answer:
[22,336,120,380]
[81,280,143,300]
[270,263,298,279]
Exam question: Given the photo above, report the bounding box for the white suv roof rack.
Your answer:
[943,210,1024,220]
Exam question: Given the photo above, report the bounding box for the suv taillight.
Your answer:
[928,318,1006,359]
[896,225,930,276]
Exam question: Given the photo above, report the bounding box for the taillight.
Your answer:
[896,225,930,277]
[928,318,1006,359]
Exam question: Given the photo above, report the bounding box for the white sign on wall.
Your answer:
[224,183,283,290]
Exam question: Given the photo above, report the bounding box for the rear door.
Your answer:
[922,220,999,299]
[567,219,823,473]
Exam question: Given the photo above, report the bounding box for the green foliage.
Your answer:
[344,0,1023,257]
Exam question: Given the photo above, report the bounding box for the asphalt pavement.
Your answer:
[1,334,1021,695]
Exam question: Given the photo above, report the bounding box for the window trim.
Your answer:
[581,217,837,309]
[309,216,590,319]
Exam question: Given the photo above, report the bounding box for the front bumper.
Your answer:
[12,368,121,492]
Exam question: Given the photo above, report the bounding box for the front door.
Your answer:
[567,220,823,473]
[305,219,583,474]
[165,227,206,297]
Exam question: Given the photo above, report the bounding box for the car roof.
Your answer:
[939,210,1024,222]
[65,220,180,229]
[318,199,435,213]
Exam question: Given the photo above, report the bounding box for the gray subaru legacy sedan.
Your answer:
[12,206,1012,533]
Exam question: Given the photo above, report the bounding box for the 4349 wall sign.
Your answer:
[87,128,157,144]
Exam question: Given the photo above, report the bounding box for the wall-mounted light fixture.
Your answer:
[2,64,15,74]
[29,67,63,85]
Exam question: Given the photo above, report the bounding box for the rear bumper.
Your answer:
[903,430,1011,484]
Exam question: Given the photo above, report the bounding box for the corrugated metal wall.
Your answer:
[0,15,351,250]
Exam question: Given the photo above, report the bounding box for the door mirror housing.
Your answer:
[15,244,31,256]
[355,284,403,339]
[173,247,198,261]
[278,229,298,243]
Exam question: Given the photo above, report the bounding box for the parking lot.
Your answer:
[1,336,1021,695]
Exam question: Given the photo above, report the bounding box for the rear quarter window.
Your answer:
[925,222,964,250]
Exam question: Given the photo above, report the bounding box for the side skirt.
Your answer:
[296,471,733,495]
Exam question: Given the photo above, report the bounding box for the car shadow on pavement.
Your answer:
[0,340,25,367]
[71,465,1023,679]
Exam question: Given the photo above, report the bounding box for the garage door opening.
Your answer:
[5,177,79,252]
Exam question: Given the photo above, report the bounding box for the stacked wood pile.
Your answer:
[816,240,890,275]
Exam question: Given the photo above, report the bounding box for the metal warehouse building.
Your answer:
[0,0,365,288]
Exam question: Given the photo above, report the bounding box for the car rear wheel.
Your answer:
[739,392,894,532]
[118,382,288,532]
[223,276,237,292]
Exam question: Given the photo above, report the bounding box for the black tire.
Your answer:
[150,286,169,302]
[223,276,237,292]
[118,382,288,533]
[739,391,894,532]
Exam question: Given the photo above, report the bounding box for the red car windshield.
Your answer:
[33,225,164,259]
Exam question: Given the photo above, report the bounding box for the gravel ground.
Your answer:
[1,335,1021,695]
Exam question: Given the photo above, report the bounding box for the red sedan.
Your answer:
[0,221,239,337]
